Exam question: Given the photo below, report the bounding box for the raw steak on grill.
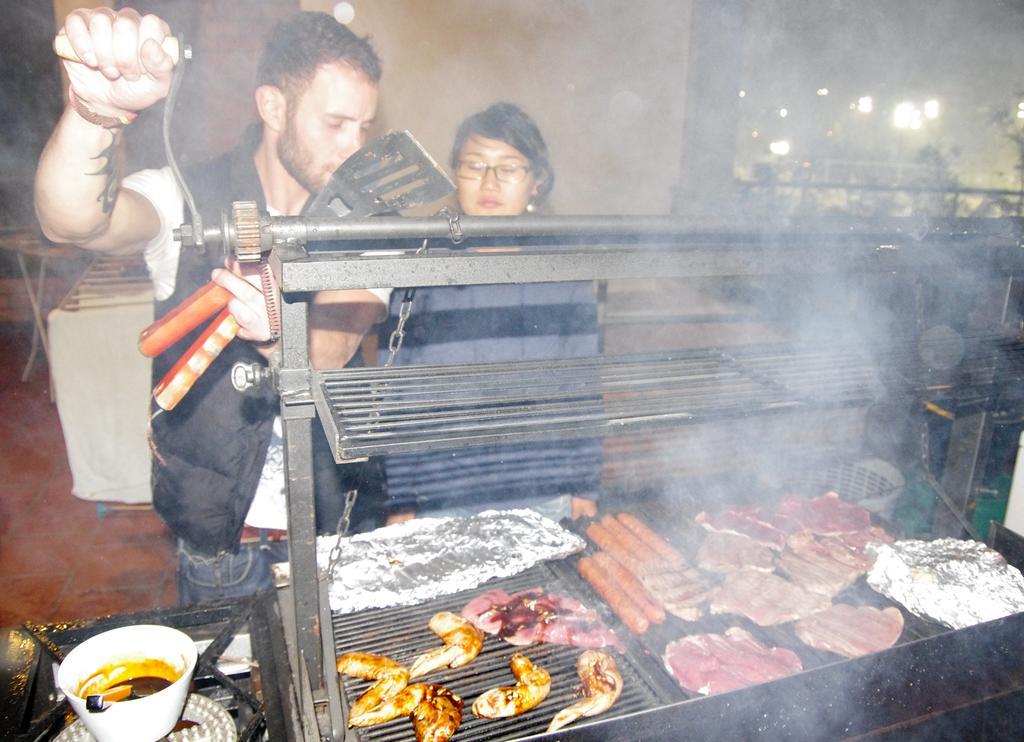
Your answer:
[777,491,872,535]
[694,506,799,549]
[663,627,804,695]
[709,569,832,626]
[639,565,717,622]
[696,530,775,574]
[794,603,904,658]
[776,530,867,597]
[461,588,624,651]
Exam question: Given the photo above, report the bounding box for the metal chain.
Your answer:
[446,209,464,244]
[384,283,419,367]
[382,207,461,367]
[324,488,360,579]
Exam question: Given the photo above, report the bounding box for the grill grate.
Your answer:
[314,333,1024,463]
[331,564,676,741]
[315,345,887,463]
[598,499,951,700]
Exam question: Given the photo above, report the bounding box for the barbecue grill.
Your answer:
[238,211,1024,739]
[10,213,1024,740]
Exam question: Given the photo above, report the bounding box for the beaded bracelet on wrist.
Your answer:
[68,88,137,129]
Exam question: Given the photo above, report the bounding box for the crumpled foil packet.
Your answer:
[316,509,585,613]
[867,538,1024,629]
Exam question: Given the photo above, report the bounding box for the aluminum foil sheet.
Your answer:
[316,509,585,613]
[866,538,1024,629]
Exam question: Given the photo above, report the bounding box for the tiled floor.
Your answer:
[0,325,177,627]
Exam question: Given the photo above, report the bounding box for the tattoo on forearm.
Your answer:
[86,130,122,214]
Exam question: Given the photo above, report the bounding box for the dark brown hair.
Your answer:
[256,12,381,101]
[450,102,555,203]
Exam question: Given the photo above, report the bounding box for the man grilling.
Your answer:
[34,7,390,604]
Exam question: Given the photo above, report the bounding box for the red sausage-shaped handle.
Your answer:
[152,309,239,411]
[139,282,231,357]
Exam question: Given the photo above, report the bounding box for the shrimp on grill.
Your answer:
[546,649,624,732]
[409,611,485,678]
[336,652,409,724]
[351,682,463,742]
[472,653,551,718]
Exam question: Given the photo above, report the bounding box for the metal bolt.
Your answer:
[231,362,259,392]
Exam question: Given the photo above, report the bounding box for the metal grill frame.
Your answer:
[261,213,1024,739]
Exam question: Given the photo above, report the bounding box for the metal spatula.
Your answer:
[304,129,454,219]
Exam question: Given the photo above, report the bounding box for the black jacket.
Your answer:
[149,126,277,555]
[149,127,384,555]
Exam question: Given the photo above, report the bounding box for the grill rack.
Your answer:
[330,564,677,741]
[313,332,1024,463]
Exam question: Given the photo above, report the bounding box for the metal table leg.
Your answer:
[17,252,50,383]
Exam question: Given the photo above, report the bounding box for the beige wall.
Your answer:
[302,1,695,215]
[50,1,695,213]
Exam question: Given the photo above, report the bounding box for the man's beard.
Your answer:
[277,115,323,196]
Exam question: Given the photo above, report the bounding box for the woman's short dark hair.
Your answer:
[257,12,381,102]
[450,102,555,203]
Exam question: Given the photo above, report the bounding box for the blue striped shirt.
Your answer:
[380,282,601,512]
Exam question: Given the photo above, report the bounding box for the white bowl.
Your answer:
[57,624,198,742]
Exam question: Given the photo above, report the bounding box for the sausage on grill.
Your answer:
[592,551,665,625]
[578,556,650,634]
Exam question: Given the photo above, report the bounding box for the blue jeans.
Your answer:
[176,535,289,606]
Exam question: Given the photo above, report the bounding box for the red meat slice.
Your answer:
[694,506,794,549]
[461,587,624,651]
[709,569,832,626]
[640,566,717,622]
[696,530,776,574]
[663,627,804,695]
[794,604,904,658]
[776,530,867,597]
[777,491,872,535]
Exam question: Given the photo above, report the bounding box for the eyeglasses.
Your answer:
[456,160,531,184]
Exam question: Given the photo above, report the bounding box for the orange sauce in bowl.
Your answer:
[76,658,183,699]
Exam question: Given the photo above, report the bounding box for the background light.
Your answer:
[857,96,873,113]
[893,101,923,130]
[817,88,829,96]
[779,108,789,118]
[333,2,355,24]
[923,99,940,119]
[769,140,791,156]
[738,90,747,98]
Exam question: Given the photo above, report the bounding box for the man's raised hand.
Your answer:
[59,7,174,121]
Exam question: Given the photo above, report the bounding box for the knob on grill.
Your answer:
[232,361,269,392]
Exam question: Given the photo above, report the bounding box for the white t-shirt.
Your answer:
[123,166,389,529]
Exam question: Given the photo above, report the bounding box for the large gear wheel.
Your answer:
[231,200,263,262]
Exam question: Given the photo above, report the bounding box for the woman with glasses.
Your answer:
[381,102,601,524]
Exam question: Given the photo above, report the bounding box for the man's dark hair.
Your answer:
[257,12,381,100]
[450,102,555,203]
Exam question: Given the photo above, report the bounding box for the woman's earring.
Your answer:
[526,202,536,213]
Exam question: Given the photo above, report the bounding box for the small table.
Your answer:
[49,254,154,504]
[0,229,82,381]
